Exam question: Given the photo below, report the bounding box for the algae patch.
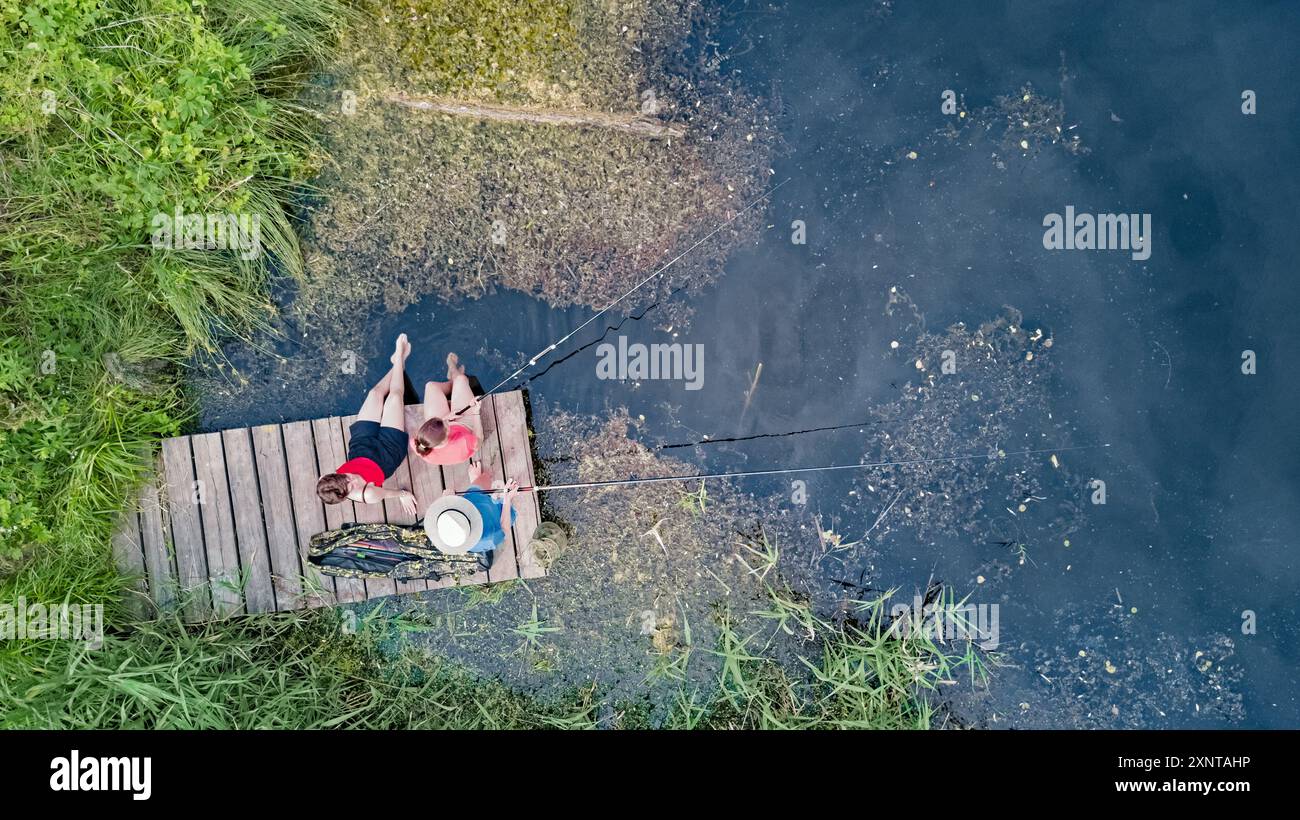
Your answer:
[858,297,1086,556]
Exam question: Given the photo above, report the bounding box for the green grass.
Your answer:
[511,599,561,653]
[684,594,986,730]
[458,578,519,609]
[675,481,709,517]
[734,527,779,581]
[753,583,820,646]
[0,609,599,729]
[0,0,343,694]
[0,594,988,729]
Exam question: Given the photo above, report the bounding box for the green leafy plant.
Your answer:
[511,599,560,653]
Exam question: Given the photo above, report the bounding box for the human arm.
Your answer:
[358,484,417,516]
[499,479,518,534]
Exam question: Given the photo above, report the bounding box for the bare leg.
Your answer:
[425,380,453,398]
[467,461,494,489]
[446,352,464,381]
[423,381,451,419]
[356,364,396,423]
[450,373,481,440]
[380,334,410,430]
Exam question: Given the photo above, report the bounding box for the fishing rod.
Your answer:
[470,442,1109,495]
[450,178,791,414]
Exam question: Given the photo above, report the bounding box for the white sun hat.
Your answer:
[423,494,484,554]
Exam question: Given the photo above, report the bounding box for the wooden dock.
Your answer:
[111,390,543,621]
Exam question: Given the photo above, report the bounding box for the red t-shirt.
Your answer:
[336,457,384,487]
[413,423,477,465]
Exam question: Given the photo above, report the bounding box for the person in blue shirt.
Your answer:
[424,462,518,557]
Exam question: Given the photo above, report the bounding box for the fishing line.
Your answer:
[457,178,790,411]
[510,286,686,389]
[655,417,893,450]
[473,442,1109,495]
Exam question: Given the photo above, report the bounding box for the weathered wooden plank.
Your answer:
[480,395,521,582]
[438,442,491,587]
[406,445,444,512]
[111,508,150,619]
[282,421,336,606]
[138,460,175,611]
[496,391,545,578]
[191,432,244,618]
[312,416,366,603]
[341,416,399,600]
[161,437,211,621]
[253,424,307,611]
[384,455,427,595]
[405,417,459,591]
[221,428,277,613]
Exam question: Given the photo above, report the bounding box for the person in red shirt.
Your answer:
[412,352,481,467]
[315,334,418,514]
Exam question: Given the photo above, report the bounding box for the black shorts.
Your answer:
[347,421,408,480]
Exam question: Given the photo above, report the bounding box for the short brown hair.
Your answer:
[316,473,351,504]
[413,418,447,455]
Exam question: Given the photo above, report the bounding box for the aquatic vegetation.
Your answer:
[646,606,693,684]
[753,583,820,645]
[938,82,1088,159]
[734,528,779,581]
[459,578,520,609]
[511,599,562,653]
[858,299,1086,552]
[948,602,1245,729]
[348,0,600,107]
[676,480,710,517]
[293,0,775,345]
[371,406,998,728]
[685,596,981,730]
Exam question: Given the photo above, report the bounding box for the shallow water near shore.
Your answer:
[198,0,1300,727]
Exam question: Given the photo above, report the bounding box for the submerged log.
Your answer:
[383,92,686,139]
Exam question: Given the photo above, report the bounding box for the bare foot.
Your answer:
[445,352,464,380]
[392,333,410,365]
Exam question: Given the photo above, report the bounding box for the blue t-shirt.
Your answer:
[464,489,516,554]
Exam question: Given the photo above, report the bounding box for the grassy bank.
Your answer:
[0,0,341,663]
[2,596,978,729]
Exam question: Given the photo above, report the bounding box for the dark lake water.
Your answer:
[202,0,1299,727]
